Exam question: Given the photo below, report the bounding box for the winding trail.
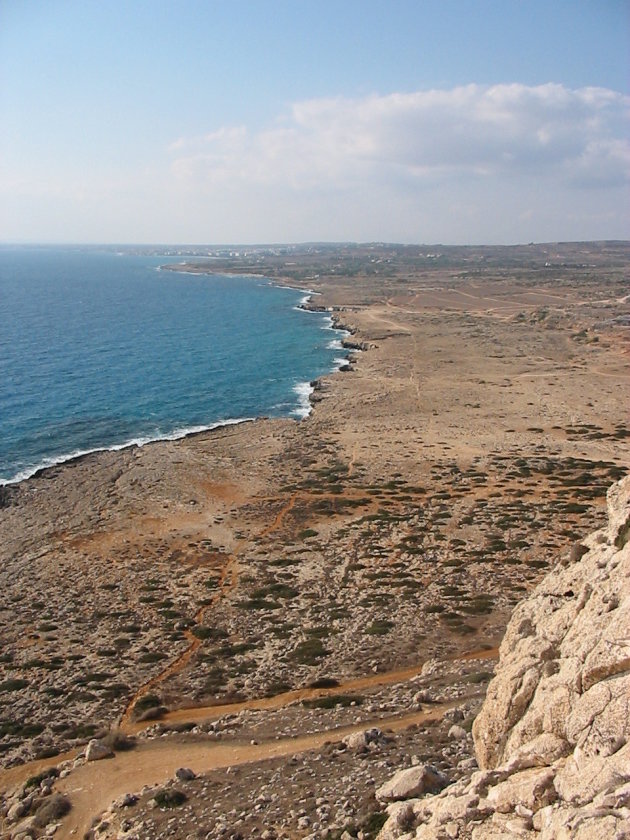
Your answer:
[347,442,359,478]
[125,646,498,734]
[120,488,302,724]
[56,697,476,840]
[119,552,239,728]
[258,492,299,539]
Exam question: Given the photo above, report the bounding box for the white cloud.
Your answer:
[169,83,630,191]
[4,83,625,243]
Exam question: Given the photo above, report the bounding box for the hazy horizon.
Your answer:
[1,1,628,245]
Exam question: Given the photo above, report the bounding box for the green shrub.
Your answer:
[299,529,318,539]
[191,625,228,640]
[292,638,329,664]
[308,677,340,688]
[25,768,59,789]
[154,789,187,808]
[366,620,394,635]
[135,693,161,711]
[0,679,28,692]
[238,598,280,611]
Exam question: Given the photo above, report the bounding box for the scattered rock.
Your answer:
[374,477,630,840]
[343,727,383,750]
[447,725,467,741]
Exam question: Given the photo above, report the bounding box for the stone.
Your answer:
[85,739,113,761]
[342,728,382,750]
[7,797,32,821]
[376,765,448,802]
[486,767,556,813]
[175,767,196,781]
[447,725,467,741]
[343,731,369,750]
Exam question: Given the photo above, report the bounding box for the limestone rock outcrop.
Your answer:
[377,476,630,839]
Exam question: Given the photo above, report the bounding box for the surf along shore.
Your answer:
[0,242,628,838]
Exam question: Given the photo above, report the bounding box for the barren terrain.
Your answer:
[0,241,628,839]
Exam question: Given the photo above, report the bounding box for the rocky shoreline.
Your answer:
[1,242,628,838]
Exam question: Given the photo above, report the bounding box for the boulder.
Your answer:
[376,765,448,801]
[342,727,382,750]
[85,738,113,761]
[7,796,33,822]
[485,766,556,813]
[447,725,467,741]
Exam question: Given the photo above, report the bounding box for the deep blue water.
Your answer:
[0,247,348,484]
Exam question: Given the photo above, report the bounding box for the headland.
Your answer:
[0,241,628,839]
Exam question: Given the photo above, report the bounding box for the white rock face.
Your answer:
[85,738,113,761]
[377,476,630,840]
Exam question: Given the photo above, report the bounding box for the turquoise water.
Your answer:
[0,247,348,483]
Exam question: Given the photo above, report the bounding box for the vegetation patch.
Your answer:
[154,789,187,808]
[32,793,71,827]
[308,677,340,688]
[191,625,228,640]
[0,678,28,693]
[25,767,59,789]
[292,638,329,664]
[366,619,394,635]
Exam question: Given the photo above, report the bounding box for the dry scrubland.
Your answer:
[0,241,628,839]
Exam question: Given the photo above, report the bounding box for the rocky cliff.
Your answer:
[377,476,630,840]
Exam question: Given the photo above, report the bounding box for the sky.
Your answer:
[0,0,628,245]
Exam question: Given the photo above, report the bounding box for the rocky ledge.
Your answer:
[377,476,630,840]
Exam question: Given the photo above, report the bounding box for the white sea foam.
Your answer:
[0,418,254,486]
[327,338,344,350]
[278,284,320,297]
[293,293,316,310]
[291,381,314,419]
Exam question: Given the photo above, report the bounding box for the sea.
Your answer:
[0,246,350,485]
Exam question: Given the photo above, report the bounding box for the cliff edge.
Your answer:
[378,475,630,840]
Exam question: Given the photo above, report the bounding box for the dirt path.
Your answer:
[54,698,472,840]
[347,442,359,477]
[119,489,313,725]
[0,647,497,792]
[125,647,497,733]
[119,552,240,727]
[258,492,299,539]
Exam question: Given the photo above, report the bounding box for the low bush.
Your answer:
[154,789,187,808]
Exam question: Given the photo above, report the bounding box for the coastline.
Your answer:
[0,270,351,488]
[1,244,628,830]
[0,418,257,488]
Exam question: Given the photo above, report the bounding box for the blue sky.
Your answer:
[1,0,628,244]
